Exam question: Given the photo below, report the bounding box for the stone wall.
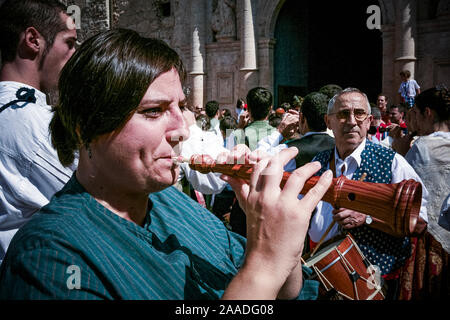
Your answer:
[1,0,449,110]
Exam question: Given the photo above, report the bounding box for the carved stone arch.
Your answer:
[378,0,395,25]
[259,0,286,38]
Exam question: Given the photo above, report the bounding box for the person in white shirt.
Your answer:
[308,87,428,299]
[178,105,229,195]
[0,0,78,263]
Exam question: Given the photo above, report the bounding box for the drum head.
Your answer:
[304,235,347,267]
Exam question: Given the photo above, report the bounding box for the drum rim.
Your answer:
[318,242,354,273]
[305,235,349,266]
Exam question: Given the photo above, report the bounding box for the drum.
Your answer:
[304,234,385,300]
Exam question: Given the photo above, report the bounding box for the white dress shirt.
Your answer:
[209,118,224,145]
[178,124,229,194]
[308,138,429,243]
[0,81,77,263]
[256,130,286,155]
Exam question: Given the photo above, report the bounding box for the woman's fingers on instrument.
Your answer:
[216,151,230,164]
[299,168,333,214]
[248,157,271,192]
[281,161,322,200]
[226,144,251,165]
[254,147,298,192]
[249,149,270,163]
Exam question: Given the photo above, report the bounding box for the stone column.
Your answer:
[394,0,417,102]
[239,0,259,98]
[190,0,206,110]
[381,24,396,102]
[258,38,276,93]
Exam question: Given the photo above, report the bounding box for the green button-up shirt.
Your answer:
[233,120,276,151]
[0,174,318,300]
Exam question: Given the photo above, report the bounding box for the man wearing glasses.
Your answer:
[308,88,428,299]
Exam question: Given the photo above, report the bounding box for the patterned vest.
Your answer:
[313,140,411,276]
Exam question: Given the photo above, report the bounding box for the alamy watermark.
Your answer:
[66,5,81,30]
[66,264,81,289]
[366,5,381,30]
[366,264,382,291]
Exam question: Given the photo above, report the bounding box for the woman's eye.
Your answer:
[142,108,162,118]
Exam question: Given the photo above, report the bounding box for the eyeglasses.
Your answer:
[329,109,369,122]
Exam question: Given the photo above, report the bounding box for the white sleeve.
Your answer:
[180,163,228,195]
[391,153,428,222]
[307,200,341,243]
[255,130,287,156]
[257,130,282,150]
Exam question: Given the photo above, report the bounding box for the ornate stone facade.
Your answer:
[1,0,448,113]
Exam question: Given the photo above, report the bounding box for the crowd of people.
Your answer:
[0,0,448,301]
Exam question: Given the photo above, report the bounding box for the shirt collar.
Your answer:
[303,131,328,138]
[0,81,48,106]
[334,138,367,167]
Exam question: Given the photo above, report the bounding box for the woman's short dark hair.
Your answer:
[0,0,67,63]
[50,28,186,166]
[415,87,450,122]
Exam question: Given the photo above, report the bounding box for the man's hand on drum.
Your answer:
[220,147,333,299]
[332,208,366,229]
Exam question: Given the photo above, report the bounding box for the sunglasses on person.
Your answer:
[329,109,369,122]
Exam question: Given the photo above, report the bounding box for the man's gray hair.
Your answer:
[327,87,372,115]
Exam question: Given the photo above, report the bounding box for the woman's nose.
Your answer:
[167,108,190,145]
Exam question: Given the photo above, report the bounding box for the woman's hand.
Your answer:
[221,147,332,299]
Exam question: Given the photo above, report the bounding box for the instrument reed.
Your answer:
[174,154,426,237]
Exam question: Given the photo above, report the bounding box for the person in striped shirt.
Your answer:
[0,28,332,300]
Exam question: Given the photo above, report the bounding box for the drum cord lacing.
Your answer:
[312,237,384,300]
